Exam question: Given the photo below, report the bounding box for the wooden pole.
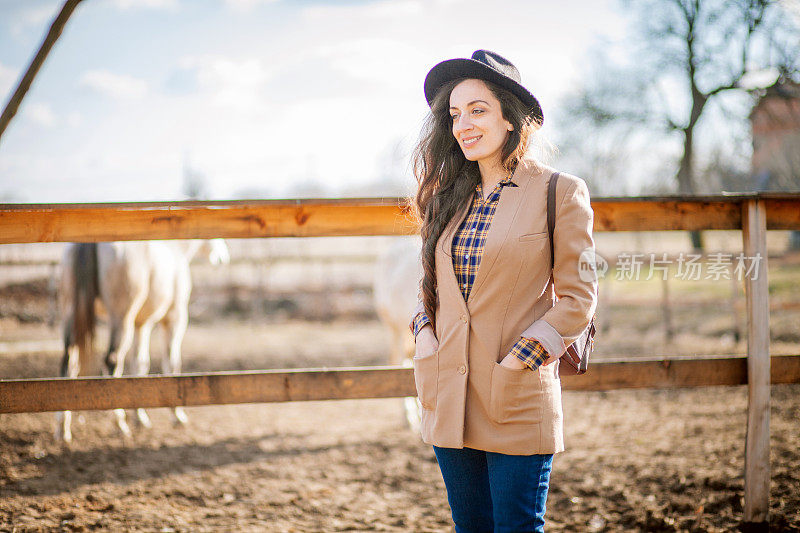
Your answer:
[731,270,743,343]
[742,199,771,526]
[0,0,84,145]
[661,275,674,343]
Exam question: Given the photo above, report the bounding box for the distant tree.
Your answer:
[0,190,24,202]
[557,0,800,249]
[182,156,209,200]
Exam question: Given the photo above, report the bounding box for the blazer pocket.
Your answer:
[413,351,439,411]
[489,363,543,424]
[519,232,548,243]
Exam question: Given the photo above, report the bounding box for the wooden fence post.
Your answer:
[742,198,770,526]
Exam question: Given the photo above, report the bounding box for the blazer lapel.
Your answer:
[468,164,533,302]
[437,194,473,313]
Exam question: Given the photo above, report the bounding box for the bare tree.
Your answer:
[646,0,798,193]
[557,0,800,248]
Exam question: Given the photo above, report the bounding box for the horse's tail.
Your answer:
[71,243,99,375]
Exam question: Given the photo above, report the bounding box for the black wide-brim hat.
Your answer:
[424,49,543,126]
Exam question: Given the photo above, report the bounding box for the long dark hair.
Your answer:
[411,78,540,330]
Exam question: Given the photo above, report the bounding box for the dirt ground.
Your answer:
[1,243,799,531]
[0,318,798,532]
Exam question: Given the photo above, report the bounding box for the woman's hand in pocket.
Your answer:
[414,324,439,358]
[499,353,528,370]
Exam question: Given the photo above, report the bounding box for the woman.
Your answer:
[408,50,597,532]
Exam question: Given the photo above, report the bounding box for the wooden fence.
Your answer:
[2,191,800,525]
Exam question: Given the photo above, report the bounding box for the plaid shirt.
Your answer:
[411,176,550,371]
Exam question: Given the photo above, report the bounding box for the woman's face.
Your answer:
[449,78,513,167]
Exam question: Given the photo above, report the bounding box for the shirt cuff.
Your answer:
[410,311,431,338]
[508,337,550,371]
[520,319,567,359]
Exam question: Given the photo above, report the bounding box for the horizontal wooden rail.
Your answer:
[0,199,417,244]
[560,354,800,391]
[0,366,415,414]
[0,254,380,267]
[592,196,800,232]
[2,194,800,244]
[1,355,798,414]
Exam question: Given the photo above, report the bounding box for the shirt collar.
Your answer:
[475,175,519,194]
[502,175,519,187]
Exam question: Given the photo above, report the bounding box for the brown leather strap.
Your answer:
[547,172,560,271]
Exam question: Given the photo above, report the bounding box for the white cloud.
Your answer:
[222,0,279,11]
[315,39,426,87]
[178,55,270,110]
[66,111,83,127]
[783,0,800,24]
[0,62,18,97]
[112,0,180,9]
[79,70,149,99]
[20,4,56,26]
[9,3,60,37]
[302,0,423,19]
[25,102,56,127]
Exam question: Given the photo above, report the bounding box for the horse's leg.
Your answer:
[133,321,156,428]
[56,243,100,443]
[105,313,137,438]
[55,318,79,443]
[162,307,189,426]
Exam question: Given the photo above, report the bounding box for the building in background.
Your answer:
[751,77,800,191]
[750,77,800,249]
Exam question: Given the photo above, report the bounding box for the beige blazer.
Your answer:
[412,158,597,455]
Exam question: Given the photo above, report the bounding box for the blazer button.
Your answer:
[460,315,467,323]
[458,365,466,375]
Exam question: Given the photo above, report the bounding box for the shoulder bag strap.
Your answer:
[547,171,560,271]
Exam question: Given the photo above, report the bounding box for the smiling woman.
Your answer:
[449,79,515,184]
[408,50,597,533]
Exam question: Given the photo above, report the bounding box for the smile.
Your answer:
[462,135,481,147]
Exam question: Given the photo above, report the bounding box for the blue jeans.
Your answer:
[433,446,553,533]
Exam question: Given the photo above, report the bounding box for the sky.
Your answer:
[0,0,628,203]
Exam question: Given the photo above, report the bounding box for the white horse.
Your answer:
[373,237,424,432]
[55,239,230,443]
